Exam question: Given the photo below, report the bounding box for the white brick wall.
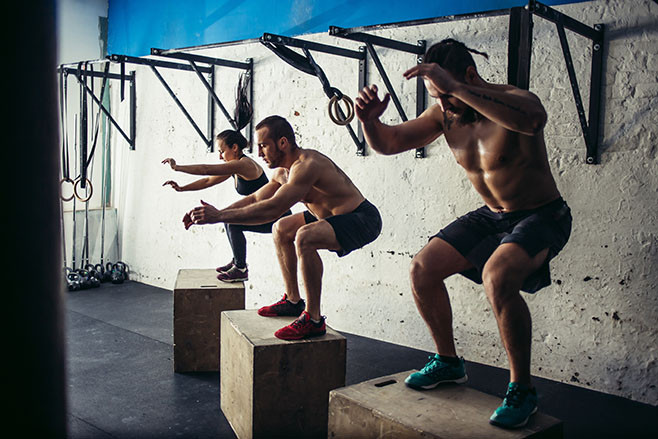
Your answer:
[107,0,658,404]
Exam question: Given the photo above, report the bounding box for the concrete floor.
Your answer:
[65,281,657,438]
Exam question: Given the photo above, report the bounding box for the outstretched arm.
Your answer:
[189,164,313,226]
[355,85,444,155]
[164,175,230,192]
[162,157,252,177]
[404,64,547,135]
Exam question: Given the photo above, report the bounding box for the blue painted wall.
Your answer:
[108,0,590,56]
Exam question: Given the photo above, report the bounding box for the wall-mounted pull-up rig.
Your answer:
[508,0,604,164]
[108,51,253,153]
[329,26,427,158]
[261,32,369,155]
[58,60,136,150]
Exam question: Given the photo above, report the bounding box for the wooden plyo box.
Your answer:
[220,309,346,439]
[328,370,563,439]
[173,269,244,372]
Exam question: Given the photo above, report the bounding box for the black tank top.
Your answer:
[235,171,268,196]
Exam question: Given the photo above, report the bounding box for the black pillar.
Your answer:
[8,0,67,436]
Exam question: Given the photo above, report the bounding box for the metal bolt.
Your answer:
[417,57,423,63]
[277,37,282,42]
[594,44,601,51]
[586,156,595,164]
[594,24,602,31]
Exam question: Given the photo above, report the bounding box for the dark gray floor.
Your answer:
[66,281,658,438]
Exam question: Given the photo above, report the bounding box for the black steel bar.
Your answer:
[207,66,215,153]
[110,54,212,73]
[151,49,251,70]
[415,40,427,159]
[586,24,604,164]
[59,67,126,81]
[357,46,367,156]
[507,7,533,90]
[72,70,133,147]
[334,8,510,35]
[120,59,125,101]
[529,0,600,41]
[188,59,237,131]
[60,58,110,68]
[149,65,211,148]
[555,20,591,156]
[262,33,364,60]
[80,65,88,188]
[366,42,408,122]
[129,71,136,150]
[329,26,423,54]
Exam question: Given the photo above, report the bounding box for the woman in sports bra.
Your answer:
[162,75,289,282]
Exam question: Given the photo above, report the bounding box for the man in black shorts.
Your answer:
[187,115,382,340]
[355,39,572,428]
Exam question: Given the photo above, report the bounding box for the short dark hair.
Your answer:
[255,115,296,146]
[424,39,488,81]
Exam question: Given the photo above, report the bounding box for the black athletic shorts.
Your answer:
[432,197,572,293]
[303,199,382,257]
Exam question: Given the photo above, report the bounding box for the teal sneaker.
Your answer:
[404,354,468,390]
[489,382,538,428]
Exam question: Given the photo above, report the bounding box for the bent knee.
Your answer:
[294,225,316,252]
[482,267,523,309]
[410,256,446,292]
[272,219,297,243]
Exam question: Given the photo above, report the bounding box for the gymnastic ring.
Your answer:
[328,95,355,126]
[60,177,75,202]
[73,177,93,202]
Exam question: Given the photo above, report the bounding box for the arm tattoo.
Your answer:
[467,90,527,115]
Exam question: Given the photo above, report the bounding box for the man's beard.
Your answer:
[267,149,285,168]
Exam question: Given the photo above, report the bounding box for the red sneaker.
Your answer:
[274,311,326,340]
[257,294,305,317]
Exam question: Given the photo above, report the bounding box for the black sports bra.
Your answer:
[235,171,268,196]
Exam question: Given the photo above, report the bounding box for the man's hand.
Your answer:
[403,63,459,96]
[182,212,194,230]
[355,85,391,123]
[162,157,177,170]
[163,180,182,191]
[190,200,221,225]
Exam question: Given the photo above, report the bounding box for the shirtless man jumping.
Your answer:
[187,115,382,340]
[355,39,572,429]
